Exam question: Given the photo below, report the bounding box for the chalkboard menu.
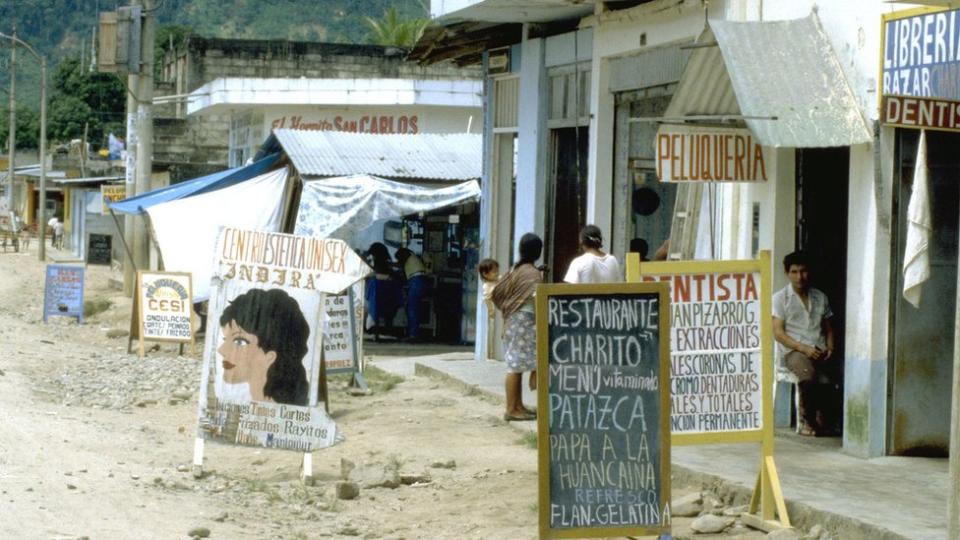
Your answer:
[44,264,85,323]
[87,233,112,265]
[536,282,671,539]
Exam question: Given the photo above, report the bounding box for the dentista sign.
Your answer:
[655,125,769,183]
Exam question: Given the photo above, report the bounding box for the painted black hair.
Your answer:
[220,288,310,406]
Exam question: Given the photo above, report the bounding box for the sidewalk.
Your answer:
[370,352,947,540]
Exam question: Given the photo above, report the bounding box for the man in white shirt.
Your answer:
[563,225,622,284]
[772,251,835,436]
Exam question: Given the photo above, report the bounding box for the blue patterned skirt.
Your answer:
[503,311,537,373]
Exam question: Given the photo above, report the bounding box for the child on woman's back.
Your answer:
[478,258,500,321]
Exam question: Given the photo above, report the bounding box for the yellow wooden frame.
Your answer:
[535,282,672,539]
[626,251,789,529]
[877,6,953,119]
[133,270,196,358]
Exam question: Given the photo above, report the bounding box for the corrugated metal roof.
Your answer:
[665,15,872,148]
[273,130,482,181]
[664,31,739,119]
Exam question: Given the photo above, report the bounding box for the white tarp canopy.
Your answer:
[294,174,481,240]
[148,168,288,301]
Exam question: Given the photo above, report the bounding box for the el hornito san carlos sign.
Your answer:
[881,7,960,130]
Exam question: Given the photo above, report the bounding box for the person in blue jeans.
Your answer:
[395,247,429,342]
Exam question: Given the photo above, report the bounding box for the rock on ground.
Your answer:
[767,528,804,540]
[672,491,704,518]
[348,463,400,489]
[335,481,360,500]
[690,514,733,534]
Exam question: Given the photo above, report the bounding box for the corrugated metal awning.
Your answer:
[663,14,872,148]
[271,130,482,182]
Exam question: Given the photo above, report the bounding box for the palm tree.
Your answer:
[365,7,430,48]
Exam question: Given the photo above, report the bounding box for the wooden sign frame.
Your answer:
[536,282,672,539]
[128,270,195,358]
[43,264,85,324]
[625,251,789,530]
[323,285,368,390]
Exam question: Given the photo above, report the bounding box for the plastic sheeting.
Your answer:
[147,168,289,301]
[110,153,281,215]
[294,174,481,241]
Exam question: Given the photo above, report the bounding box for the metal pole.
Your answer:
[37,57,46,261]
[6,29,15,211]
[134,0,154,274]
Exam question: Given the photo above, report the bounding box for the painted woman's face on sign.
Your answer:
[218,320,276,400]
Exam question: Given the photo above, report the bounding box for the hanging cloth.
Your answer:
[903,130,932,308]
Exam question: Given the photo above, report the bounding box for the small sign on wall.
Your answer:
[101,184,127,214]
[656,125,770,182]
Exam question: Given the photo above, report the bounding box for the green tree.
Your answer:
[364,6,430,48]
[0,104,40,150]
[47,57,125,145]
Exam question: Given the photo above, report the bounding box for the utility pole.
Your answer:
[134,0,154,277]
[6,27,15,212]
[123,0,154,295]
[123,60,138,294]
[36,57,46,261]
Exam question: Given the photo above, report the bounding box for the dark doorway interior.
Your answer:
[549,126,588,282]
[890,129,960,456]
[796,147,850,435]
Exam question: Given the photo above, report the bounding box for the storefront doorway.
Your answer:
[612,89,676,263]
[796,147,849,435]
[890,129,960,456]
[547,126,588,282]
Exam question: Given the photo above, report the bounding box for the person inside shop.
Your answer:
[491,233,544,421]
[772,250,837,436]
[364,242,402,339]
[563,224,622,284]
[629,238,650,261]
[395,247,430,342]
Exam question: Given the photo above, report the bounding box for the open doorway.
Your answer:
[890,129,960,456]
[547,126,588,282]
[795,147,849,436]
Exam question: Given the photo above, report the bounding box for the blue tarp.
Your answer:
[108,153,281,215]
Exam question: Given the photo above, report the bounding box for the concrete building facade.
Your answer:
[420,0,955,459]
[155,37,482,180]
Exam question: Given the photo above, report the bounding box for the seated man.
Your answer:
[772,251,836,436]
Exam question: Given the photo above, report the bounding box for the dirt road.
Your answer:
[0,245,774,539]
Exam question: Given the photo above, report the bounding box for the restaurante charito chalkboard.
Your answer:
[536,283,671,539]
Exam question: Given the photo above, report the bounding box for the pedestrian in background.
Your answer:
[563,224,622,283]
[492,233,544,421]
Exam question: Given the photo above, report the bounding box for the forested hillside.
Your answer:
[0,0,428,147]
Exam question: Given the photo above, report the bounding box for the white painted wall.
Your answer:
[260,105,481,136]
[514,36,548,248]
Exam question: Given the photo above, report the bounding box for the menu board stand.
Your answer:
[128,271,195,358]
[626,250,789,531]
[536,282,672,539]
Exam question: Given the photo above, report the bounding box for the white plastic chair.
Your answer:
[773,366,801,434]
